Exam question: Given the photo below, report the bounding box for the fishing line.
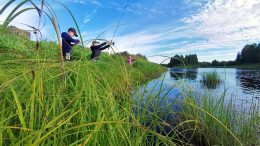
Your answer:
[109,0,130,53]
[130,32,142,54]
[29,0,44,49]
[83,24,126,45]
[111,5,127,41]
[146,55,173,65]
[45,1,62,32]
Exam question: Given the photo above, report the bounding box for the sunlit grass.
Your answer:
[0,1,259,145]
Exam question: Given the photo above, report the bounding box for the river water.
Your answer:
[136,68,260,111]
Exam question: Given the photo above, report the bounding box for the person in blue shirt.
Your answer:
[90,40,114,60]
[61,28,80,61]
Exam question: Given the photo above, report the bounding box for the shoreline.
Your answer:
[168,63,260,70]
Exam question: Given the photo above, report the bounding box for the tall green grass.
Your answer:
[0,32,169,146]
[202,72,222,89]
[134,73,259,145]
[0,1,259,145]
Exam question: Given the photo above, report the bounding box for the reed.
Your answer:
[0,1,259,145]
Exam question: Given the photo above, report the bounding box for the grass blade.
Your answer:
[0,0,16,15]
[1,0,30,28]
[9,85,27,129]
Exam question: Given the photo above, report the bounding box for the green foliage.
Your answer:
[199,61,211,67]
[168,54,198,67]
[241,43,260,63]
[116,51,148,60]
[0,30,258,146]
[167,42,260,69]
[0,32,169,145]
[179,91,259,146]
[201,72,222,89]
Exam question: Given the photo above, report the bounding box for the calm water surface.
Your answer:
[136,68,260,111]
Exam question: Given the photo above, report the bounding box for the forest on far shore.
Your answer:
[167,43,260,67]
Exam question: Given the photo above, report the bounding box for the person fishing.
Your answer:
[128,56,135,65]
[61,28,80,61]
[90,40,114,60]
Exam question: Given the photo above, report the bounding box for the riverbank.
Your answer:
[0,33,169,145]
[224,63,260,70]
[1,33,260,146]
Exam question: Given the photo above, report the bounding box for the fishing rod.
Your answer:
[111,5,127,42]
[83,23,126,46]
[0,20,46,32]
[108,0,130,54]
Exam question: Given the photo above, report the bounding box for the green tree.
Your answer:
[241,43,259,63]
[168,55,183,67]
[236,52,242,63]
[212,60,219,66]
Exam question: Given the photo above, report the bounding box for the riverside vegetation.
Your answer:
[201,72,222,89]
[1,29,259,146]
[0,1,259,145]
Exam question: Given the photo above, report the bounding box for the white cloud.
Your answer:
[113,0,260,63]
[182,0,260,48]
[84,18,91,23]
[183,0,207,7]
[72,0,86,4]
[4,0,256,63]
[103,25,193,54]
[83,8,98,24]
[91,0,102,6]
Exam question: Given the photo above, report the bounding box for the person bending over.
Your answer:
[90,40,114,60]
[61,28,80,61]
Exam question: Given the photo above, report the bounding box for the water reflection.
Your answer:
[170,68,198,80]
[169,68,260,98]
[136,68,260,115]
[236,70,260,97]
[201,79,221,89]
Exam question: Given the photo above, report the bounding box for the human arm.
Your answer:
[100,41,114,50]
[61,32,80,46]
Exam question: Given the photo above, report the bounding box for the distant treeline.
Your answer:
[168,54,198,67]
[167,43,260,67]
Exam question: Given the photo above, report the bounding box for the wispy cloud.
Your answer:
[83,8,98,24]
[63,0,102,6]
[2,0,259,63]
[179,0,260,60]
[71,0,87,4]
[182,0,260,43]
[111,0,260,62]
[91,0,102,6]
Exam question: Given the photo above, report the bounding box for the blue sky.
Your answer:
[1,0,260,63]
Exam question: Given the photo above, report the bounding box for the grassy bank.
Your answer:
[223,63,260,70]
[0,33,171,145]
[0,33,259,146]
